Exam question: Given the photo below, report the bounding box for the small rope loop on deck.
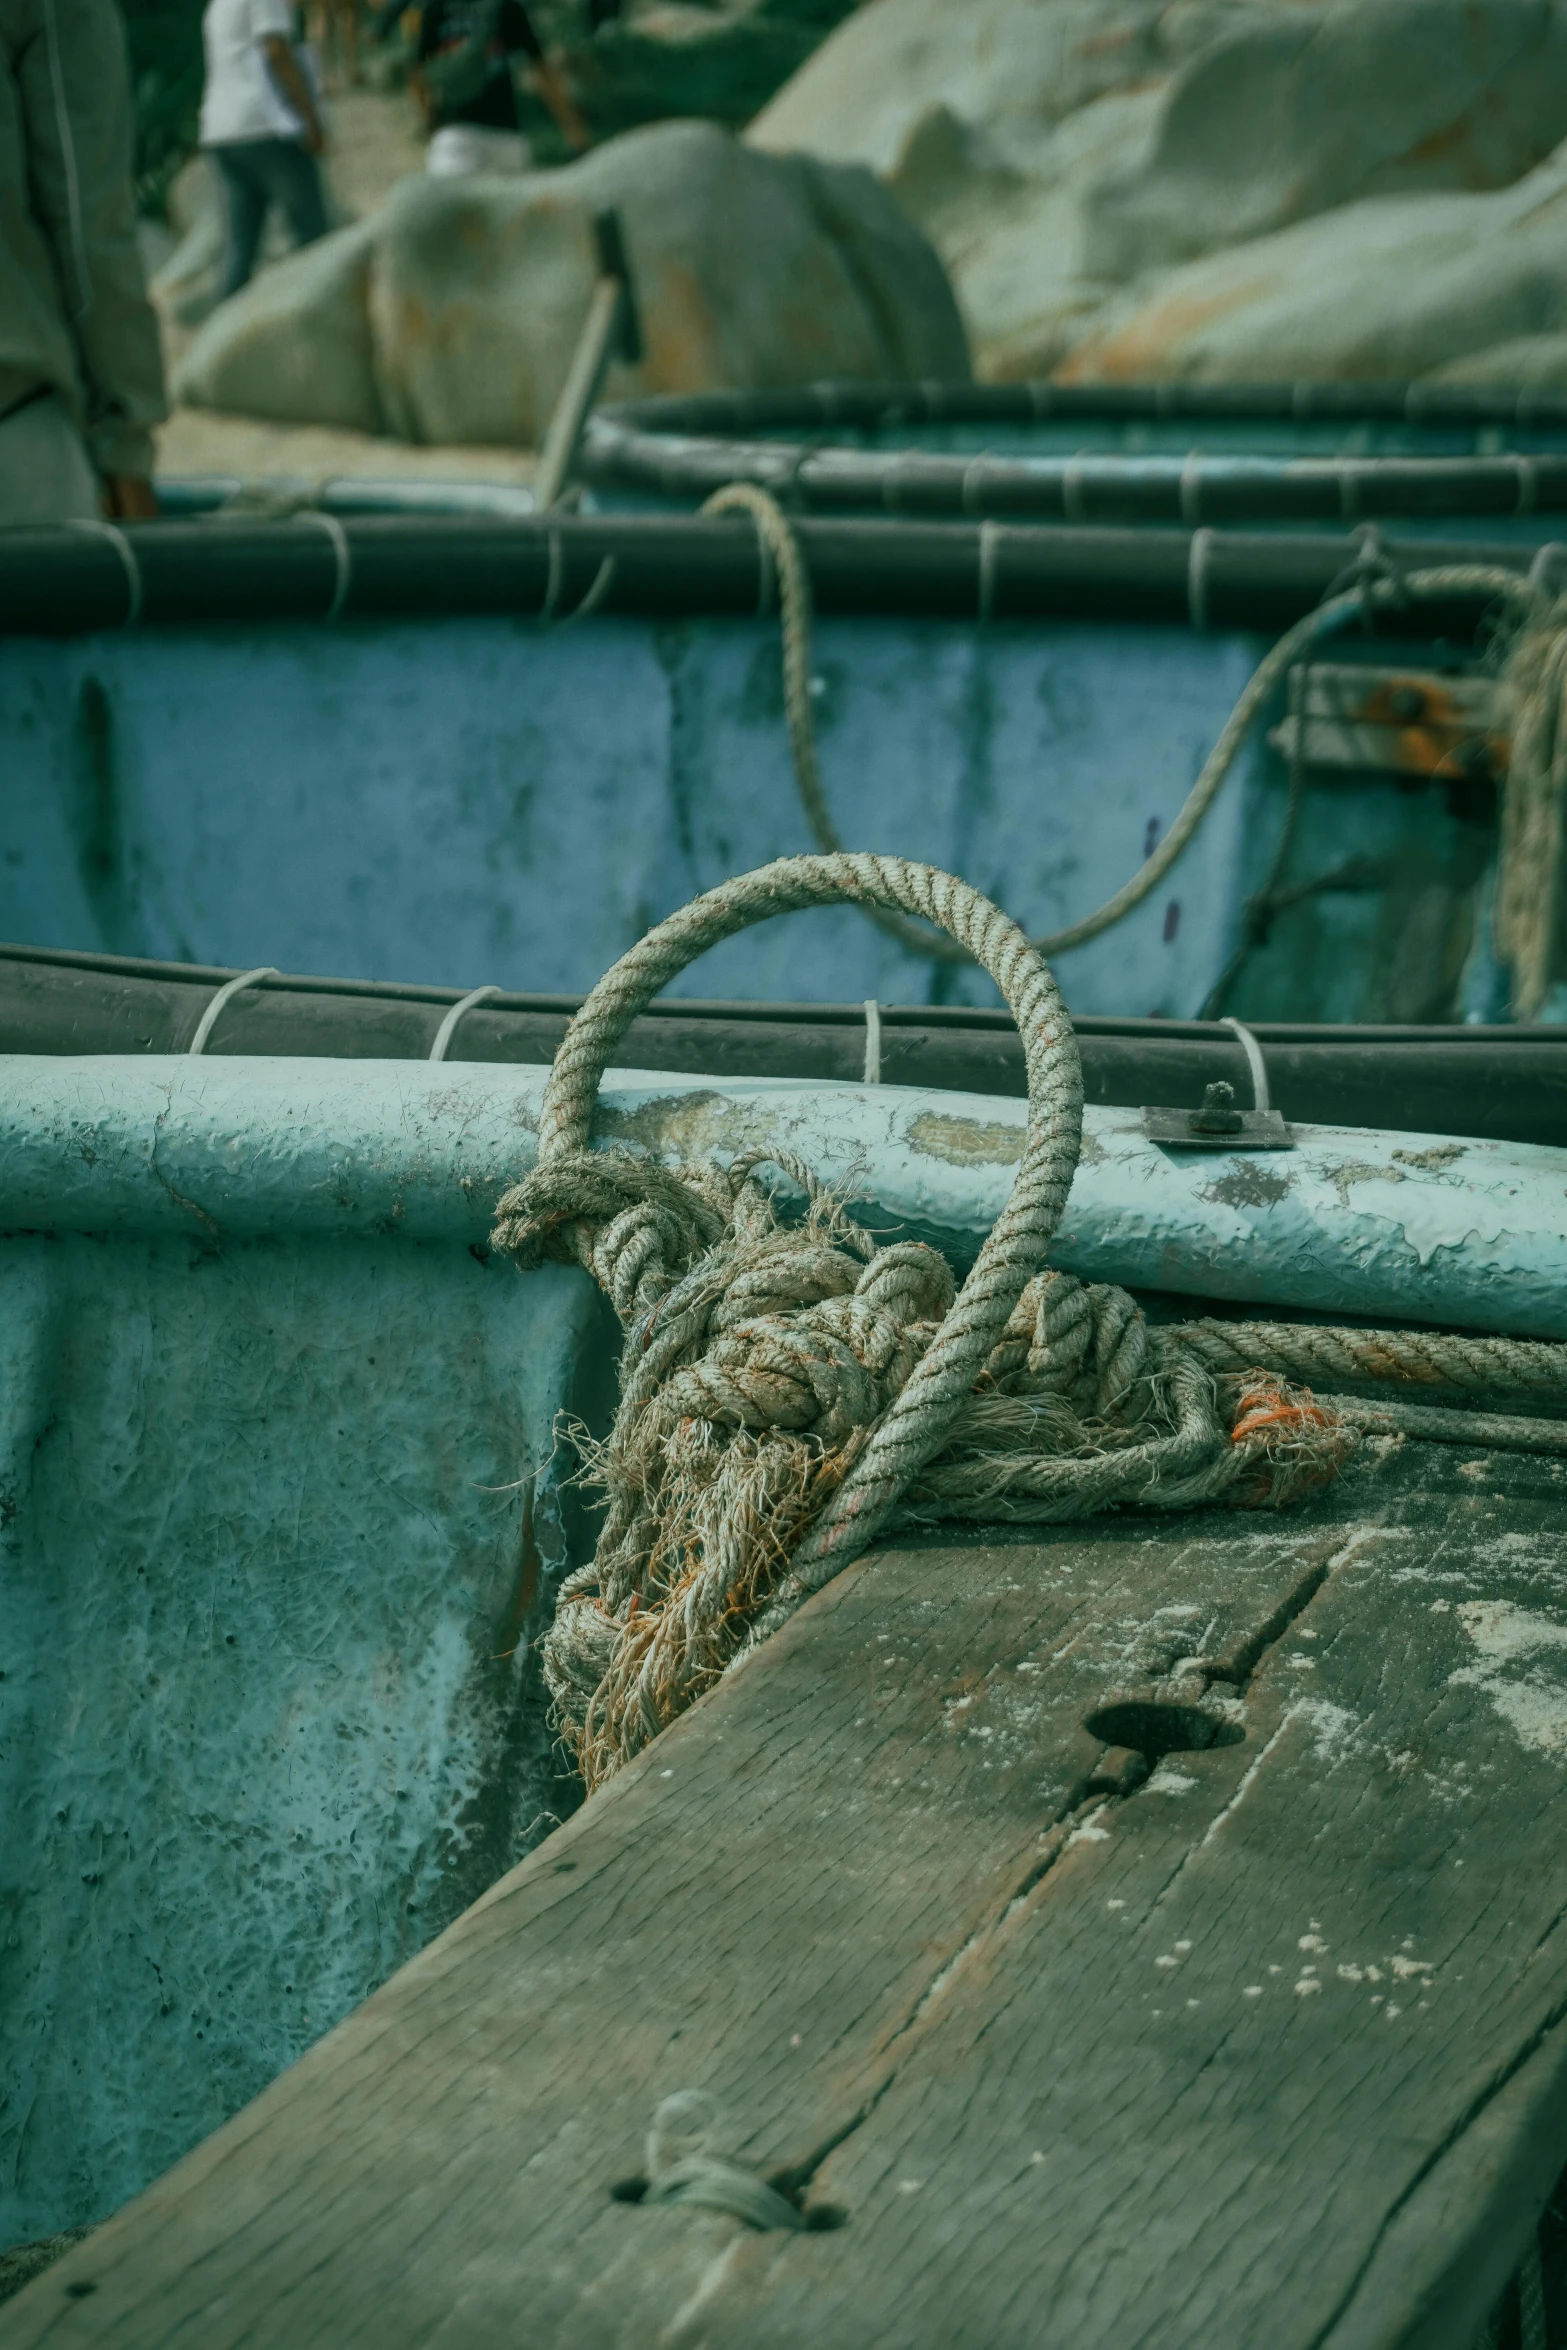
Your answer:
[641,2092,806,2232]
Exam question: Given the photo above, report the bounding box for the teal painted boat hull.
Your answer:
[4,1050,1565,2245]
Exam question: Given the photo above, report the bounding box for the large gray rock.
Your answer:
[1429,333,1567,389]
[751,0,1567,380]
[171,120,968,442]
[749,0,1223,180]
[1079,0,1567,280]
[173,222,381,430]
[1056,141,1567,381]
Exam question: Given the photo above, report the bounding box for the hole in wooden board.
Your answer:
[608,2173,848,2229]
[1082,1698,1244,1758]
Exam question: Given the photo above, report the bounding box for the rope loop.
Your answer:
[491,857,1358,1789]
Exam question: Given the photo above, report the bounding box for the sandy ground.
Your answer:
[158,410,536,488]
[156,91,535,491]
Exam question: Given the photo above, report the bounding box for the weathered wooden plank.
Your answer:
[6,1443,1567,2350]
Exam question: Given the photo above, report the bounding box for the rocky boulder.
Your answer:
[1056,140,1567,381]
[171,119,969,443]
[750,0,1567,380]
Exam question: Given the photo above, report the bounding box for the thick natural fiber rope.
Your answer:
[1496,591,1567,1018]
[491,857,1373,1787]
[1179,1319,1567,1401]
[520,854,1083,1575]
[699,483,1535,972]
[493,560,1567,1785]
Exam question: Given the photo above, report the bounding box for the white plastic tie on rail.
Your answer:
[295,509,351,620]
[428,984,502,1063]
[883,453,916,517]
[1220,1014,1271,1114]
[1527,539,1567,596]
[1513,453,1540,515]
[1187,526,1215,632]
[1062,451,1087,525]
[187,966,277,1055]
[69,517,143,625]
[862,997,882,1086]
[977,519,1002,625]
[560,555,616,626]
[1179,450,1204,528]
[961,453,995,517]
[541,532,616,625]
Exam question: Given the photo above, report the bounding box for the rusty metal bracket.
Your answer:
[1142,1016,1294,1149]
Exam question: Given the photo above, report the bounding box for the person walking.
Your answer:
[200,0,330,301]
[0,0,166,525]
[412,0,588,175]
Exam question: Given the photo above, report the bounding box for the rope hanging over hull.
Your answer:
[705,482,1554,1007]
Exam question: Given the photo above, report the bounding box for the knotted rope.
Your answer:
[493,855,1354,1790]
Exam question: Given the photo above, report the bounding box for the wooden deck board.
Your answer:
[6,1442,1567,2349]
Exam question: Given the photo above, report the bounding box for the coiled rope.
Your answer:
[701,482,1536,974]
[495,854,1563,1790]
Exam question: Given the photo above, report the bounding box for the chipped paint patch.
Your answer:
[599,1091,766,1161]
[1323,1159,1406,1208]
[906,1112,1025,1168]
[1392,1143,1467,1172]
[1449,1599,1567,1752]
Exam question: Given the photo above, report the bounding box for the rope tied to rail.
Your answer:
[1496,588,1567,1018]
[492,855,1349,1790]
[701,483,1550,987]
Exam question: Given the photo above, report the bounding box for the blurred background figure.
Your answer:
[306,0,360,91]
[0,0,166,526]
[411,0,588,176]
[200,0,329,298]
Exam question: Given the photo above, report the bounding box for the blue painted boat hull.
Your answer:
[0,610,1514,1024]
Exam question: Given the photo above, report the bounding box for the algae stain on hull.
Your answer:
[1198,1160,1294,1210]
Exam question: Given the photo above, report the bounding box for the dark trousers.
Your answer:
[209,139,328,301]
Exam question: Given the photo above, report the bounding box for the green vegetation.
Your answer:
[122,0,206,215]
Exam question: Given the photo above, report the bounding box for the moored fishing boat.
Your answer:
[5,507,1567,1026]
[5,853,1567,2344]
[580,380,1567,530]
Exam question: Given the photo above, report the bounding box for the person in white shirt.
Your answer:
[199,0,329,300]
